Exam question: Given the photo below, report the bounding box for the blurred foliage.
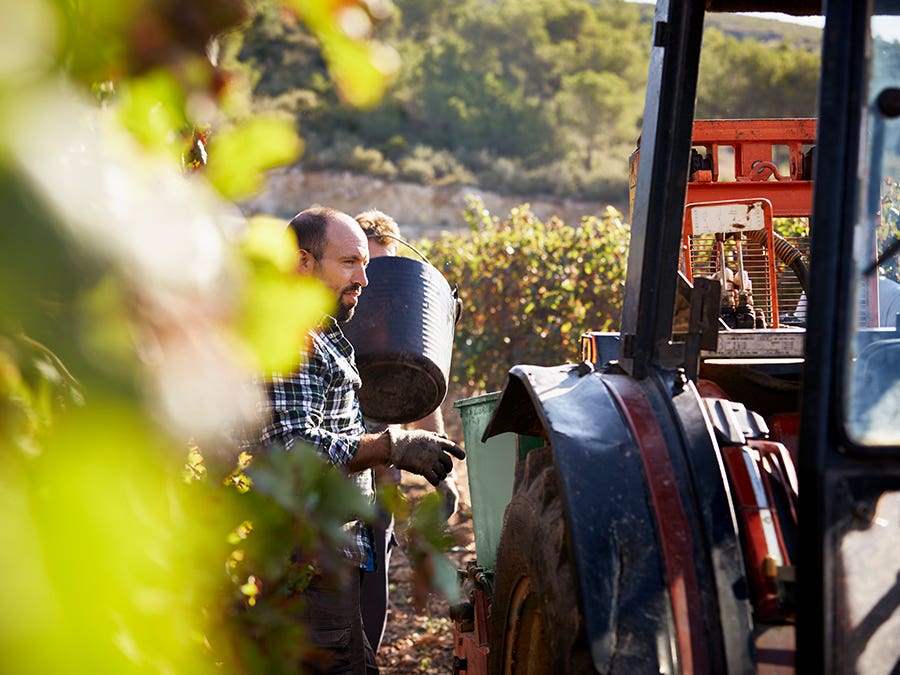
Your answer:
[186,441,370,671]
[774,217,811,240]
[231,0,820,207]
[879,179,900,283]
[0,0,457,672]
[417,196,629,396]
[695,29,820,119]
[871,37,900,284]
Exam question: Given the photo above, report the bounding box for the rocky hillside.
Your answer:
[242,167,628,240]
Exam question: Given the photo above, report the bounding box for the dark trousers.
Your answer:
[360,515,395,652]
[300,566,379,674]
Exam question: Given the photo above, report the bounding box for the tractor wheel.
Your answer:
[488,446,594,675]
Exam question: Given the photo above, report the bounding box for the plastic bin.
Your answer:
[454,392,517,572]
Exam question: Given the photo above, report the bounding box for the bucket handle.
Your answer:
[366,233,433,267]
[367,233,463,324]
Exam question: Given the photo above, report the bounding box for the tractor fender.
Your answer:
[485,363,756,673]
[484,363,680,672]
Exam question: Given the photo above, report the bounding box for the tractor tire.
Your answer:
[488,446,594,675]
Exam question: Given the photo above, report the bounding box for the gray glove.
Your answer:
[387,427,466,486]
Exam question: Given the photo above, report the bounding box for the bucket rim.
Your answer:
[363,253,453,290]
[453,391,501,409]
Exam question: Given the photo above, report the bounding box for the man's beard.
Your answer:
[336,284,362,323]
[336,302,355,323]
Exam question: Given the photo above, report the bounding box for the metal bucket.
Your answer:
[343,251,458,424]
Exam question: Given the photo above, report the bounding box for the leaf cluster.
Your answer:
[0,1,453,673]
[879,179,900,283]
[185,443,365,670]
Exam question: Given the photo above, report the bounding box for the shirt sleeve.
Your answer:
[259,348,361,466]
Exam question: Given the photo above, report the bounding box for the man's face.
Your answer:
[302,215,369,322]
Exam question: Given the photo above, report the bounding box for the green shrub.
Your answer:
[397,144,475,185]
[478,155,527,194]
[398,154,436,183]
[382,134,409,157]
[417,195,629,397]
[347,145,397,179]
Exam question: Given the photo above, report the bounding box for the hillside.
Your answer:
[235,0,822,225]
[706,12,821,49]
[631,2,822,48]
[244,167,625,237]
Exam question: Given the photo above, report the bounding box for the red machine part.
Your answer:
[769,413,800,462]
[721,440,798,623]
[629,119,816,331]
[685,119,816,217]
[629,119,816,220]
[682,198,782,327]
[451,562,491,675]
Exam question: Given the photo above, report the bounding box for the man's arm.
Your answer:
[347,426,465,487]
[346,431,392,473]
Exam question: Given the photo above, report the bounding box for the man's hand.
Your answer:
[387,428,466,486]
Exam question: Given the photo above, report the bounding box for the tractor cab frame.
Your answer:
[453,1,900,673]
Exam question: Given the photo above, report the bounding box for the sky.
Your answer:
[625,2,900,43]
[746,12,823,28]
[746,11,900,42]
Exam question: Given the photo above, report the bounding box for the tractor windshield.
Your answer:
[845,8,900,446]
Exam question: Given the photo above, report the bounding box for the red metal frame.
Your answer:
[452,562,491,675]
[686,119,816,218]
[630,119,816,220]
[682,198,781,326]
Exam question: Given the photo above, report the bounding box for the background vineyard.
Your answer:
[418,196,629,399]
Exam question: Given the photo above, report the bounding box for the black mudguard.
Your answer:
[485,363,676,672]
[484,363,755,673]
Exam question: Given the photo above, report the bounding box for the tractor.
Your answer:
[450,1,900,673]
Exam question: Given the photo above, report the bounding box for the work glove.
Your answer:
[387,427,466,487]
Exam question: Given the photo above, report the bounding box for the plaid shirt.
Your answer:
[260,316,374,567]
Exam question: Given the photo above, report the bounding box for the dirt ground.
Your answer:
[376,462,477,674]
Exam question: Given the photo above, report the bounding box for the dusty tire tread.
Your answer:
[489,446,593,674]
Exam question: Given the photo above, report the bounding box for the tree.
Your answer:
[697,29,819,119]
[228,0,820,203]
[554,70,639,171]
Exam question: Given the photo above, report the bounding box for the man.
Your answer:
[354,208,462,655]
[257,206,466,674]
[356,208,400,258]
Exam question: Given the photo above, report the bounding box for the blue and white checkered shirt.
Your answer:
[259,316,374,567]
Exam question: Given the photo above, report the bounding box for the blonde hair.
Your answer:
[355,208,401,246]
